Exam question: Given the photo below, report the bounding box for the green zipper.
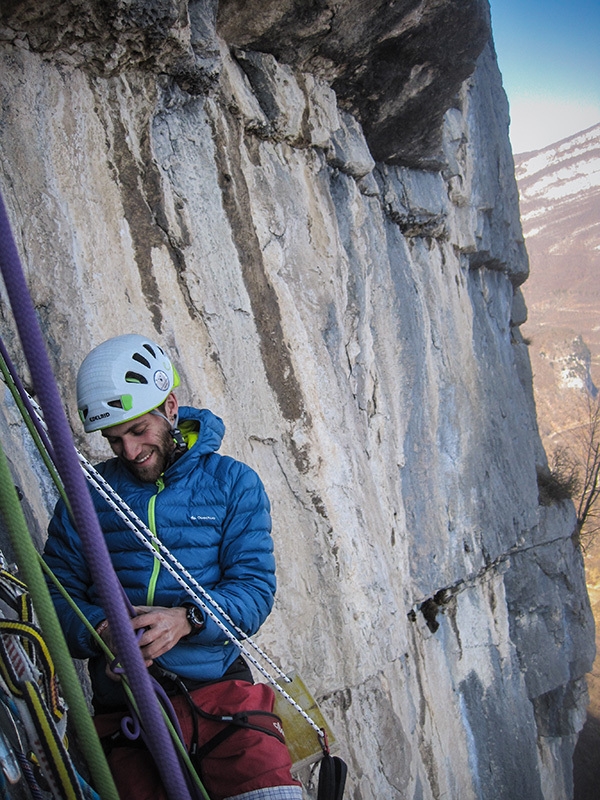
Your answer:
[146,477,164,605]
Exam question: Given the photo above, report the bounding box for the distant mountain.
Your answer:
[518,123,600,445]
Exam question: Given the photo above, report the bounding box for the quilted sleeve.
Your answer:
[195,460,276,644]
[43,500,106,658]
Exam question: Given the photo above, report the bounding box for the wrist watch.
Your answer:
[183,603,205,637]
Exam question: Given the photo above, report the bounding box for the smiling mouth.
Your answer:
[133,452,153,464]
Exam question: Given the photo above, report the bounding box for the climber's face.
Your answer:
[102,395,177,483]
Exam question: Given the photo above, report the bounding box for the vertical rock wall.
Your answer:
[0,2,594,798]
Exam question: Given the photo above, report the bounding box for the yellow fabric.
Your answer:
[179,420,199,450]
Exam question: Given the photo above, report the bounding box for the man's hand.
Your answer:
[130,605,191,666]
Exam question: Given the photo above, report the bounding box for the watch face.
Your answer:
[186,605,204,631]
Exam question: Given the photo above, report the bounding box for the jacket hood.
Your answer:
[177,406,225,455]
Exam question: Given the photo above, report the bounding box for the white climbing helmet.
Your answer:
[77,334,180,432]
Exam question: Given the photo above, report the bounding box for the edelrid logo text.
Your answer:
[89,412,110,423]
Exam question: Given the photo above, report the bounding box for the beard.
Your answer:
[121,426,175,483]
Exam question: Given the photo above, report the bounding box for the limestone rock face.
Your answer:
[0,3,593,799]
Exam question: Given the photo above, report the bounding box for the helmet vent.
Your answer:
[143,343,157,358]
[107,398,124,409]
[132,352,151,369]
[125,371,148,384]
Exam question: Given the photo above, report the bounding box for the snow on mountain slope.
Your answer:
[516,123,600,245]
[518,122,600,400]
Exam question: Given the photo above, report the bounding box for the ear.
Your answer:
[164,392,179,420]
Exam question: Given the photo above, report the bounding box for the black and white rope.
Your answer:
[26,394,324,741]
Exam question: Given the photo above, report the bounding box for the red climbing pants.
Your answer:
[94,680,301,800]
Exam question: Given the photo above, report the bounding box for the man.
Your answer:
[44,334,301,800]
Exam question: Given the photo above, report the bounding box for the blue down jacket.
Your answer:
[43,406,276,708]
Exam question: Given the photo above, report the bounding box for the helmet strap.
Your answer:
[150,407,177,428]
[151,408,187,455]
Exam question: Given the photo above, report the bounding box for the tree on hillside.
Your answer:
[576,395,600,547]
[546,394,600,549]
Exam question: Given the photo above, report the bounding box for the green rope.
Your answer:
[0,439,120,800]
[0,351,69,510]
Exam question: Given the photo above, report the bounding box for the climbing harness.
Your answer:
[172,672,287,775]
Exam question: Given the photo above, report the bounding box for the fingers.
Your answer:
[104,607,189,664]
[131,607,188,660]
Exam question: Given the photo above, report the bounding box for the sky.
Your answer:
[489,0,600,154]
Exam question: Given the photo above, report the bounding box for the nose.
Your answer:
[121,436,143,462]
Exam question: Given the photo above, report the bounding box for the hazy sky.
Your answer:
[489,0,600,154]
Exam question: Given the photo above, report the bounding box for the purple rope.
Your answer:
[121,677,187,745]
[0,192,193,800]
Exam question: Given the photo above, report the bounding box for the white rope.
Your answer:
[76,457,324,737]
[26,395,324,740]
